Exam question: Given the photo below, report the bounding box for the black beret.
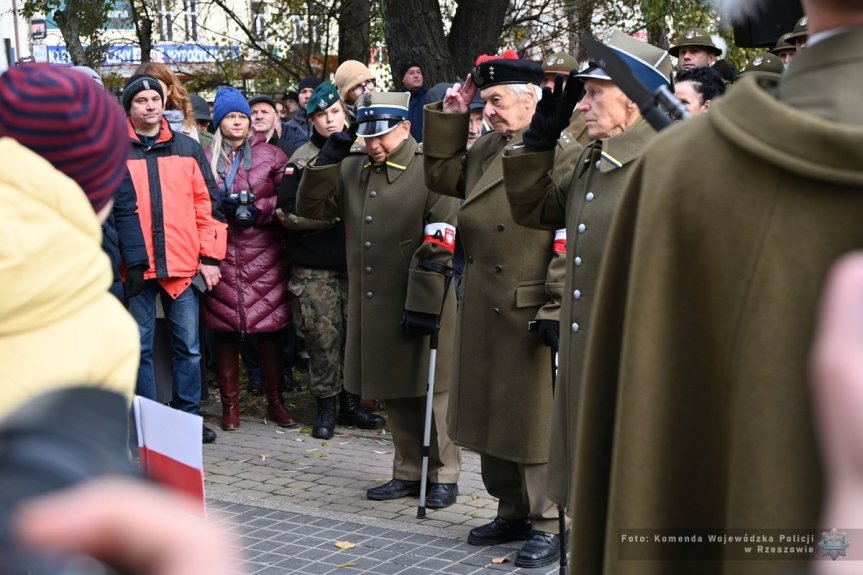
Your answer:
[471,58,544,90]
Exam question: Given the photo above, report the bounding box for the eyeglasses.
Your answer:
[351,79,376,96]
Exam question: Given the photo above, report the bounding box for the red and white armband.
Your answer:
[554,229,566,255]
[423,222,456,253]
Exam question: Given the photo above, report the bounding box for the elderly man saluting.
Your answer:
[423,54,569,568]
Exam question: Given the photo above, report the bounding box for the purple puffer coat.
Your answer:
[204,132,290,333]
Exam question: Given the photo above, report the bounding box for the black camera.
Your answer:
[0,388,136,574]
[228,190,256,230]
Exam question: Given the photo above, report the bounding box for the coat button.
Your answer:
[571,322,580,333]
[370,191,377,197]
[574,256,582,267]
[493,307,501,313]
[364,241,372,249]
[365,266,372,273]
[494,264,503,272]
[366,291,374,299]
[577,223,586,233]
[467,256,474,263]
[585,192,594,201]
[573,289,581,300]
[365,215,373,223]
[496,223,505,231]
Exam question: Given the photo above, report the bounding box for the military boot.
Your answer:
[338,390,385,429]
[312,396,337,439]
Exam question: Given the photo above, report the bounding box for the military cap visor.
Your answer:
[576,46,669,93]
[356,103,407,137]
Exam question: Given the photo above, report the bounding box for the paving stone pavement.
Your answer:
[202,409,565,575]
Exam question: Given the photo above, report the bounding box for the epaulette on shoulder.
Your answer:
[415,143,423,154]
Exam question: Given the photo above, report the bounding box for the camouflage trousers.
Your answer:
[287,266,348,398]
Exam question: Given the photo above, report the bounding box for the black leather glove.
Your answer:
[123,264,147,300]
[401,310,438,336]
[534,319,560,352]
[522,71,583,152]
[316,123,358,166]
[220,193,239,219]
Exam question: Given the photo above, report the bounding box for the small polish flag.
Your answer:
[133,396,206,513]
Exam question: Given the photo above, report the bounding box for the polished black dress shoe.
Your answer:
[515,530,561,568]
[425,483,458,509]
[202,424,217,444]
[467,516,532,545]
[366,479,421,501]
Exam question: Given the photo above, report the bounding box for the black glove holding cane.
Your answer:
[533,319,560,352]
[316,122,358,166]
[401,310,438,336]
[522,71,583,152]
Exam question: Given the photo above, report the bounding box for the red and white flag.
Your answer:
[133,396,206,514]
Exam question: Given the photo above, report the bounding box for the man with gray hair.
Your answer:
[541,0,863,572]
[424,56,569,568]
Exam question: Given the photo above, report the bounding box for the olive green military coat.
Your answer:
[503,118,657,502]
[296,137,459,400]
[564,31,863,575]
[423,104,566,464]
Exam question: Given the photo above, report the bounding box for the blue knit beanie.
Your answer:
[212,86,251,127]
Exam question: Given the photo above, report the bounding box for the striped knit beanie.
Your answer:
[0,64,128,213]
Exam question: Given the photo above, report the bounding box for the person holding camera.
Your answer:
[203,87,295,431]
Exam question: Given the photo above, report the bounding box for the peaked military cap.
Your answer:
[576,29,672,92]
[785,16,808,43]
[471,57,544,90]
[307,82,340,115]
[356,91,409,137]
[736,52,784,81]
[669,28,722,57]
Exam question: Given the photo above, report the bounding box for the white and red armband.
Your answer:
[423,222,456,253]
[554,229,566,255]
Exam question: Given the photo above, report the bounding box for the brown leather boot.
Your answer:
[215,338,241,430]
[260,336,297,427]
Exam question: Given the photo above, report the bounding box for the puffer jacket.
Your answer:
[203,132,291,333]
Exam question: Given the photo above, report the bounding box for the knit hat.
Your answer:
[399,60,421,81]
[577,29,671,92]
[471,54,544,89]
[334,60,376,101]
[542,52,578,76]
[355,92,409,137]
[212,86,251,127]
[669,28,722,57]
[121,74,164,112]
[298,76,321,92]
[71,65,103,87]
[188,93,210,122]
[307,82,341,115]
[283,90,299,103]
[0,64,128,213]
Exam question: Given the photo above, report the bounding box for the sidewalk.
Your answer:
[202,401,565,574]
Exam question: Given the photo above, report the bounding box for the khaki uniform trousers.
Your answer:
[480,455,570,534]
[386,391,461,483]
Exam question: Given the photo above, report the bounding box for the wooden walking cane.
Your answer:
[416,259,454,519]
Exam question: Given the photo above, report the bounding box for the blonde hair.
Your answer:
[134,62,195,131]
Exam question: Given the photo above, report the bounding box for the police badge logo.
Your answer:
[819,528,849,560]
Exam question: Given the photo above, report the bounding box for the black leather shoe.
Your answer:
[467,516,532,546]
[426,483,458,509]
[514,531,561,568]
[366,479,421,501]
[202,424,217,444]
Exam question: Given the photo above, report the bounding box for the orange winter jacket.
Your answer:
[126,118,227,298]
